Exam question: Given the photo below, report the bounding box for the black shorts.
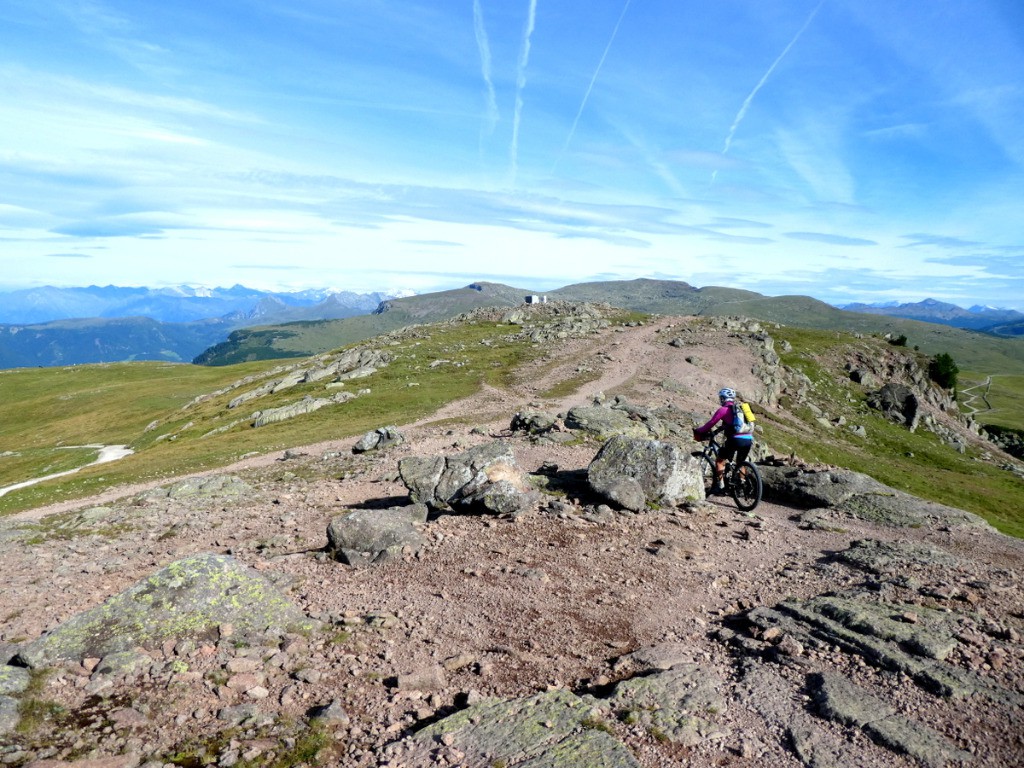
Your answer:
[719,437,752,465]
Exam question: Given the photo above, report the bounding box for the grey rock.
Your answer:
[565,405,659,440]
[389,689,640,767]
[810,672,972,767]
[510,410,558,434]
[759,467,990,529]
[252,392,355,428]
[16,554,315,668]
[609,664,726,746]
[867,383,921,431]
[399,442,538,515]
[309,700,350,724]
[588,436,704,511]
[0,696,19,737]
[746,590,1003,700]
[758,467,892,508]
[326,504,428,566]
[141,474,252,501]
[394,665,447,691]
[835,538,958,576]
[0,665,30,695]
[94,650,149,679]
[352,425,405,453]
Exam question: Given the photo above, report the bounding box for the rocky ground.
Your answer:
[1,315,1022,768]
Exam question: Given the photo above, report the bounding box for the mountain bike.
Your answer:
[693,428,762,512]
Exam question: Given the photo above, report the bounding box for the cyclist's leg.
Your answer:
[715,440,738,493]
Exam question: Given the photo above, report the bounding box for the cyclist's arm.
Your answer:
[693,405,730,438]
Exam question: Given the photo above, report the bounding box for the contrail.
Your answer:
[509,0,538,187]
[712,0,825,183]
[556,0,633,169]
[473,0,499,137]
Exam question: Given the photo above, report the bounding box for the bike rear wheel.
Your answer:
[731,461,762,511]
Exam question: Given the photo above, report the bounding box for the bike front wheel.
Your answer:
[731,461,762,511]
[698,450,717,495]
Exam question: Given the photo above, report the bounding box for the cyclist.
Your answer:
[693,387,754,495]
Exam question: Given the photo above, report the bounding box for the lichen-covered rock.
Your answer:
[608,664,726,746]
[0,665,30,695]
[142,474,253,501]
[565,405,658,440]
[588,436,703,511]
[759,467,991,530]
[15,554,315,668]
[326,504,428,566]
[386,689,640,767]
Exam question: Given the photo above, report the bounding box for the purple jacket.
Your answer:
[694,403,753,441]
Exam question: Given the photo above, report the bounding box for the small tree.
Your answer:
[928,352,959,390]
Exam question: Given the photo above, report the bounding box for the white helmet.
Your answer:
[718,387,736,403]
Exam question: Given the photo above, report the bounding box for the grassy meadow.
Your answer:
[0,318,540,516]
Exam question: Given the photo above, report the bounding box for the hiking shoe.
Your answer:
[709,483,726,496]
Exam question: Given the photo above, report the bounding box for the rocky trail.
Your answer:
[1,312,1022,768]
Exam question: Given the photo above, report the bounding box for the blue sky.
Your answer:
[2,0,1023,308]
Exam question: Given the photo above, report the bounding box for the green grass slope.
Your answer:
[0,314,545,515]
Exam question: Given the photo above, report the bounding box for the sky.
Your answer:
[1,0,1023,308]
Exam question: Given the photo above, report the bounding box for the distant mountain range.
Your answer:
[0,284,394,325]
[3,282,1023,370]
[839,298,1024,334]
[0,285,397,368]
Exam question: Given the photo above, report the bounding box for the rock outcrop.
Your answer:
[15,554,315,668]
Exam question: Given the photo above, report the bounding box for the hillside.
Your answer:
[0,305,1022,767]
[0,316,235,367]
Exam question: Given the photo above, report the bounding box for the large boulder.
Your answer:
[15,554,315,668]
[588,436,704,511]
[326,504,428,566]
[399,442,539,516]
